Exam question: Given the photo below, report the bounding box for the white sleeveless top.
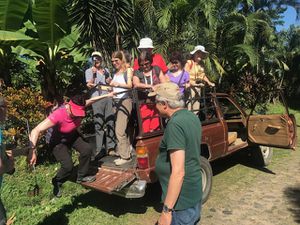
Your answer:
[112,72,129,99]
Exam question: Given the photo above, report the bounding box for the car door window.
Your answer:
[217,97,243,120]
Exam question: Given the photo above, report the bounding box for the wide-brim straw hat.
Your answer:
[190,45,209,57]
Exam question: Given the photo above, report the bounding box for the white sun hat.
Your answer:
[91,51,102,61]
[190,45,209,55]
[138,37,154,49]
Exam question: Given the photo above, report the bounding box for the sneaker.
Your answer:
[52,178,62,198]
[113,157,121,163]
[115,158,132,166]
[76,175,96,183]
[108,149,119,156]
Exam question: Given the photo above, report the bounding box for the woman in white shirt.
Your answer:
[110,51,133,166]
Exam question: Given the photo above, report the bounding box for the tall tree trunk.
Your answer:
[38,62,57,102]
[0,54,12,86]
[116,31,121,51]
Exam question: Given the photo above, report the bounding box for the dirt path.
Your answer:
[131,147,300,225]
[201,148,300,225]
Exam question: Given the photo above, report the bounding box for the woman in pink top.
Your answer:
[28,92,114,197]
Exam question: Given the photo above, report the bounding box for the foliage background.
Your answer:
[0,0,299,106]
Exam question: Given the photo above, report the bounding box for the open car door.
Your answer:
[247,92,297,149]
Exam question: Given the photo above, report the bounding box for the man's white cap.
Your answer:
[91,51,102,58]
[190,45,209,55]
[138,37,154,49]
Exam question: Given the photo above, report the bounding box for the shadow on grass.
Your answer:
[37,182,162,225]
[211,150,275,176]
[284,185,300,224]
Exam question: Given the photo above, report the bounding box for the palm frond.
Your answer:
[232,44,258,67]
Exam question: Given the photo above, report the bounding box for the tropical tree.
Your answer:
[69,0,138,63]
[281,26,300,100]
[1,0,300,105]
[0,0,31,85]
[0,0,87,101]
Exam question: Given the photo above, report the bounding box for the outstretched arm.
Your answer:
[85,92,115,107]
[203,75,215,87]
[29,118,55,165]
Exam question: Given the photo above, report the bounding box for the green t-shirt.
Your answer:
[155,109,202,210]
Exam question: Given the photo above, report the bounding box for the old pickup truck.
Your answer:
[82,88,297,203]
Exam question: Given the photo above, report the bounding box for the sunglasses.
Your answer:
[171,61,180,64]
[139,61,151,67]
[111,59,120,63]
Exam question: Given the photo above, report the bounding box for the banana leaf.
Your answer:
[0,0,29,30]
[32,0,70,47]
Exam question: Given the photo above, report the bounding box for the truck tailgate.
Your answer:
[81,167,136,193]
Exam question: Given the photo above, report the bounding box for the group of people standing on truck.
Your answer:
[85,37,214,165]
[25,37,210,224]
[82,37,210,224]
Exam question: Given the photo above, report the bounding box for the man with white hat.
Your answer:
[133,37,168,74]
[85,51,116,159]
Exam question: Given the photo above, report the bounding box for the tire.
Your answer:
[200,156,213,204]
[249,145,273,167]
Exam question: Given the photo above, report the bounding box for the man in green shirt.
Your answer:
[148,82,202,225]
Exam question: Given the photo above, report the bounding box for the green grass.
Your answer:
[266,101,300,122]
[2,158,161,225]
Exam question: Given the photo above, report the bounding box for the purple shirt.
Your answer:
[167,70,190,93]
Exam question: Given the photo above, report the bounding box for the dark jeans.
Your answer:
[52,136,92,183]
[92,97,115,155]
[171,203,201,225]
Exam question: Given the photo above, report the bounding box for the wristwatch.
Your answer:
[162,204,173,213]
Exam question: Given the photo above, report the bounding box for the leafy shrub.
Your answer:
[1,87,97,163]
[1,87,52,162]
[220,72,279,110]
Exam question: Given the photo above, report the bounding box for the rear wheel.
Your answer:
[200,156,212,204]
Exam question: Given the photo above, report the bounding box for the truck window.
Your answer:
[199,96,219,125]
[217,97,242,120]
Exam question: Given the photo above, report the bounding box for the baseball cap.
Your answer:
[190,45,209,56]
[91,51,102,61]
[138,38,154,49]
[69,100,85,117]
[148,82,181,101]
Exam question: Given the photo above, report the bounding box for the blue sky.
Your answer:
[277,6,300,31]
